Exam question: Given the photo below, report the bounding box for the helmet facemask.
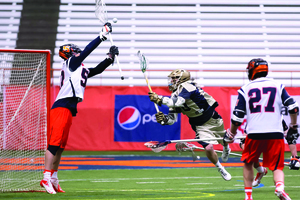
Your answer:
[167,69,190,91]
[59,44,82,60]
[168,76,180,91]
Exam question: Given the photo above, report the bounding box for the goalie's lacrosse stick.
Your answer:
[95,0,124,80]
[137,50,164,125]
[144,136,246,152]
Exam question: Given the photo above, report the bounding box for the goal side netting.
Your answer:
[0,49,50,192]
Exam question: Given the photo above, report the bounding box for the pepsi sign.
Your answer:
[117,106,141,130]
[114,95,181,142]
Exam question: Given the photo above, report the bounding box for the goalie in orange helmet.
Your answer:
[40,22,119,194]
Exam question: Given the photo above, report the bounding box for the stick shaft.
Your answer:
[168,136,246,143]
[108,33,123,78]
[192,146,244,157]
[188,143,264,161]
[144,73,159,112]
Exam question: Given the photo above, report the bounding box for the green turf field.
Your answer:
[1,151,299,200]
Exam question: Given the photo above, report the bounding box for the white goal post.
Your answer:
[0,49,51,192]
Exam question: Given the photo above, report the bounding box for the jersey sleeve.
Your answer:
[231,89,246,126]
[88,58,113,78]
[281,87,299,114]
[178,87,191,99]
[69,36,102,72]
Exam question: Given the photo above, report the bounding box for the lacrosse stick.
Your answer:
[95,0,124,80]
[137,50,164,125]
[176,142,246,158]
[175,142,200,161]
[144,136,246,153]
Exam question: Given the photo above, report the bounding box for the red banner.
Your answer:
[50,86,300,152]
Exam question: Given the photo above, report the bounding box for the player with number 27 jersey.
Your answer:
[233,77,297,138]
[229,58,298,200]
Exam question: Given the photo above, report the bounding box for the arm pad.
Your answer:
[284,97,299,114]
[162,96,185,107]
[231,109,245,126]
[165,112,178,125]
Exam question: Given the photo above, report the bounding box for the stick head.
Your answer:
[137,50,149,73]
[95,0,108,24]
[144,141,168,153]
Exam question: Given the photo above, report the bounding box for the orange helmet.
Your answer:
[59,44,82,60]
[247,58,268,80]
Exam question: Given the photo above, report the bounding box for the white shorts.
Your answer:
[194,117,226,145]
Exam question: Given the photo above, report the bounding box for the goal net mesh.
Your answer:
[0,50,48,192]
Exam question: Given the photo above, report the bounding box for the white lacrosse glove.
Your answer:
[224,129,236,143]
[99,22,112,41]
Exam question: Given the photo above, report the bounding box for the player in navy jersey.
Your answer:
[226,58,299,200]
[148,69,232,181]
[40,22,119,194]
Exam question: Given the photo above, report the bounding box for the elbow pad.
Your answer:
[162,97,174,107]
[284,98,299,114]
[231,119,242,127]
[231,109,245,126]
[174,96,185,107]
[288,104,299,114]
[162,96,185,108]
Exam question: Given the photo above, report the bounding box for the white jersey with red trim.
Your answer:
[238,77,284,134]
[55,57,90,102]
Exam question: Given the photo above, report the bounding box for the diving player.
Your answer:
[148,69,232,181]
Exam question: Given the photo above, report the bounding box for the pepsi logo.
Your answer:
[117,106,141,130]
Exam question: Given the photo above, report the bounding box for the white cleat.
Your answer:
[218,167,232,181]
[275,189,291,200]
[252,167,268,187]
[51,178,65,193]
[221,147,231,163]
[40,179,56,194]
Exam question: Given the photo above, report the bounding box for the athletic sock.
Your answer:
[275,181,284,192]
[244,187,252,200]
[51,169,58,179]
[215,161,223,169]
[255,165,264,173]
[223,144,229,150]
[43,170,51,180]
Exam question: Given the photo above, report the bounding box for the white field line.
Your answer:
[71,184,297,193]
[186,183,212,185]
[136,182,166,184]
[91,180,119,182]
[59,174,300,182]
[59,176,243,182]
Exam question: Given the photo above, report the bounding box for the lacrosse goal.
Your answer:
[0,49,51,192]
